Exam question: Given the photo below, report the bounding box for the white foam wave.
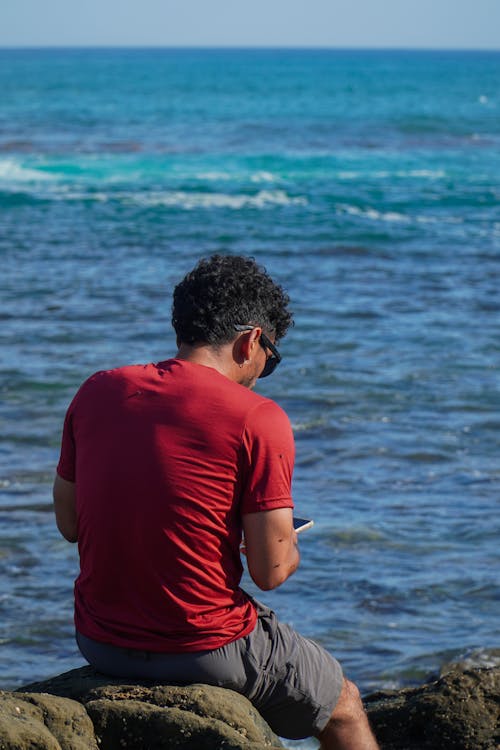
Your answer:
[338,203,467,227]
[0,158,54,182]
[0,181,307,209]
[195,170,278,184]
[337,171,359,180]
[195,171,233,181]
[132,189,307,210]
[337,169,445,180]
[250,171,277,183]
[415,214,463,225]
[53,190,109,202]
[291,418,328,432]
[339,204,408,223]
[404,169,446,179]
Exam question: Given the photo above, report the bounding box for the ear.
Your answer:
[234,327,262,363]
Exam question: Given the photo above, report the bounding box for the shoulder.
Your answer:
[69,363,151,407]
[241,396,295,455]
[244,396,291,430]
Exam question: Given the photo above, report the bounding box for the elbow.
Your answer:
[53,475,78,543]
[60,529,78,544]
[251,576,279,592]
[250,566,293,591]
[247,549,300,591]
[252,577,277,592]
[56,520,78,543]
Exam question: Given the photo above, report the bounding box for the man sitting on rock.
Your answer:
[53,254,379,750]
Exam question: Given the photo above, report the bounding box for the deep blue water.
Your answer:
[0,48,499,741]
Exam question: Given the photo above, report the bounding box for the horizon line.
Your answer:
[0,44,499,53]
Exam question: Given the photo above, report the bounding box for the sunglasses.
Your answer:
[234,325,282,378]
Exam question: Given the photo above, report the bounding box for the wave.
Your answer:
[0,157,282,186]
[1,155,454,189]
[337,169,446,180]
[338,204,409,223]
[250,171,277,183]
[126,189,306,210]
[0,157,300,210]
[195,170,278,184]
[0,158,54,182]
[195,171,233,181]
[441,648,500,675]
[0,161,307,209]
[337,203,465,226]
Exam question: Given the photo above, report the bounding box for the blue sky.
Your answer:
[1,0,499,49]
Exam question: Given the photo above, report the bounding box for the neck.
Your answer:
[176,342,236,381]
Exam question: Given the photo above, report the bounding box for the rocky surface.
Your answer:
[0,664,498,749]
[2,667,283,749]
[365,666,499,750]
[0,688,98,750]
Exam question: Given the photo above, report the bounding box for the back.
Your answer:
[57,359,294,651]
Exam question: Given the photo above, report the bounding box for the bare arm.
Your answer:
[242,507,300,591]
[53,473,78,543]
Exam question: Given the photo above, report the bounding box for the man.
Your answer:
[54,254,379,749]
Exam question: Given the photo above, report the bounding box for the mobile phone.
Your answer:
[293,516,314,534]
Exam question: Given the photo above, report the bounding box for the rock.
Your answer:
[0,689,98,750]
[2,664,498,749]
[365,666,500,750]
[84,683,283,749]
[21,665,127,702]
[8,667,284,749]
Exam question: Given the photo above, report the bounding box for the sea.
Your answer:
[0,48,499,747]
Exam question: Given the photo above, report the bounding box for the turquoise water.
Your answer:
[1,49,499,724]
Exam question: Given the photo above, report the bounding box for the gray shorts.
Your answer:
[76,600,343,739]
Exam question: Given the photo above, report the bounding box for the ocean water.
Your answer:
[0,48,499,742]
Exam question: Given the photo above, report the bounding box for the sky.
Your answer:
[0,0,499,49]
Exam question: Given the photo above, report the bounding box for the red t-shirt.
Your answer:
[57,359,295,652]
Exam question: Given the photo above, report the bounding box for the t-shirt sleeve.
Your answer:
[240,400,295,515]
[56,395,78,482]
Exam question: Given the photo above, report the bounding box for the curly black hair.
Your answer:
[172,254,293,346]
